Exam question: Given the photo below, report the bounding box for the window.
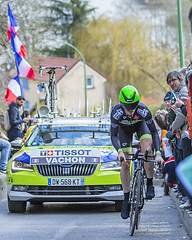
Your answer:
[87,76,94,88]
[24,100,29,110]
[22,79,29,89]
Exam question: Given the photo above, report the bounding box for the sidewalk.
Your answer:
[169,187,192,239]
[0,174,7,201]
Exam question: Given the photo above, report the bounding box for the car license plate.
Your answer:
[48,178,84,186]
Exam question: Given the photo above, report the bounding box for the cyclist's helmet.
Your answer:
[119,85,139,110]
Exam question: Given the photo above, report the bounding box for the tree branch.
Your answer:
[139,68,167,93]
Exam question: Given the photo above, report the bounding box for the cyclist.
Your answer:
[110,85,164,219]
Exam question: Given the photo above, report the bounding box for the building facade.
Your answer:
[22,56,107,116]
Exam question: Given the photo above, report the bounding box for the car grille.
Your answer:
[26,185,107,195]
[36,164,98,177]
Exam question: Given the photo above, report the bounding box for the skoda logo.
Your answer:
[59,164,73,168]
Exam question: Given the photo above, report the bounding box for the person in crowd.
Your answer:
[155,91,176,195]
[164,91,172,111]
[167,70,192,209]
[7,96,29,142]
[155,91,172,130]
[0,130,11,174]
[21,110,31,134]
[167,71,191,160]
[175,70,192,140]
[162,142,177,195]
[23,116,39,142]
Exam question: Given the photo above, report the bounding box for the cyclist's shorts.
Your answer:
[118,121,152,152]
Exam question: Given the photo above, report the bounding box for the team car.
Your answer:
[7,116,123,213]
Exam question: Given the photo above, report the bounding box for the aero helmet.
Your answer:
[119,85,139,110]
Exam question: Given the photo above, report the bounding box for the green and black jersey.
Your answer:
[110,102,160,153]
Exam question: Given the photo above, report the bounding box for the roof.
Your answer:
[32,56,80,82]
[32,56,108,83]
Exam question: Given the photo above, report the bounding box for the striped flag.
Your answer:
[7,4,35,80]
[4,76,24,104]
[10,28,35,80]
[11,33,26,58]
[7,3,19,42]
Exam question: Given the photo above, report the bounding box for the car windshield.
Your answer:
[25,124,112,147]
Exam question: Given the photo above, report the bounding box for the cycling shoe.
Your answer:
[121,200,130,219]
[146,185,155,200]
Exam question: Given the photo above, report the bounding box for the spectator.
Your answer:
[163,156,177,186]
[155,91,176,195]
[21,110,31,134]
[155,91,172,130]
[162,147,177,196]
[167,70,192,209]
[174,70,192,140]
[0,131,11,174]
[164,91,172,111]
[7,96,29,142]
[23,116,40,142]
[184,70,192,141]
[166,71,189,159]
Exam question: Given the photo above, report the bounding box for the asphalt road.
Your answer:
[0,184,190,240]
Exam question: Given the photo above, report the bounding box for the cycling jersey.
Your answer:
[110,102,161,153]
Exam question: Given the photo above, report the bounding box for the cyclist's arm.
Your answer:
[110,122,122,152]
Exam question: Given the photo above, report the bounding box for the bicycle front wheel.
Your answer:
[129,170,141,236]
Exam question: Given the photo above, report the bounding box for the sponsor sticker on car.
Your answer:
[30,148,101,165]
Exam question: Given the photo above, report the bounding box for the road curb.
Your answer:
[153,178,164,186]
[170,188,192,239]
[0,175,7,201]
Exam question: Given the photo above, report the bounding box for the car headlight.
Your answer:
[100,161,121,171]
[11,160,34,173]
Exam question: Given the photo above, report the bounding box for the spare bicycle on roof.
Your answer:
[39,65,67,117]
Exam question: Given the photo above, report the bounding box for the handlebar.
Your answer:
[39,65,68,76]
[120,149,156,163]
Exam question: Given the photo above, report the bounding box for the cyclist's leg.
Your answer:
[119,127,133,192]
[137,122,155,199]
[140,137,153,179]
[119,127,133,218]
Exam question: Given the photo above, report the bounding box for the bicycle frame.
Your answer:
[129,153,145,236]
[47,69,57,113]
[122,150,156,236]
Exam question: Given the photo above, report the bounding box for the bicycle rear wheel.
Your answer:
[129,170,141,236]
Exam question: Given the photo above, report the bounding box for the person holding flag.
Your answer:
[4,4,35,141]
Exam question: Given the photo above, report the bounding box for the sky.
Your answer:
[88,0,116,17]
